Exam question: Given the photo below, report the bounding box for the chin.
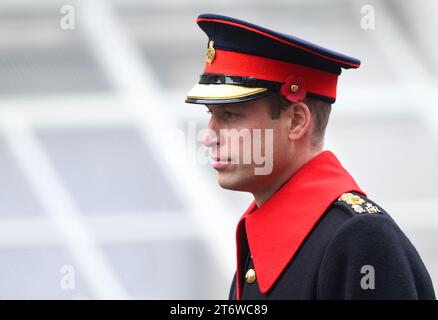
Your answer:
[217,170,252,192]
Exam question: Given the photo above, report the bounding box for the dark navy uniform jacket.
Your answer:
[228,151,436,300]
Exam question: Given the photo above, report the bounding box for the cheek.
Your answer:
[277,134,294,169]
[266,125,287,164]
[221,131,251,159]
[258,124,280,155]
[219,119,279,162]
[236,128,276,163]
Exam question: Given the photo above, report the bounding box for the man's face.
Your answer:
[202,96,291,192]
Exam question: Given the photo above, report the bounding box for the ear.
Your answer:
[285,102,312,141]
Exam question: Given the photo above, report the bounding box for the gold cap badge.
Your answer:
[206,40,216,65]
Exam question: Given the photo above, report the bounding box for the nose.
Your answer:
[202,119,220,148]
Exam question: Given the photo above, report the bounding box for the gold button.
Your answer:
[290,84,299,93]
[245,269,256,284]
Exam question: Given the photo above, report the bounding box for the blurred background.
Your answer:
[0,0,437,299]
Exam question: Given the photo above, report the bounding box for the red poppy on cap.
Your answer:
[280,75,307,103]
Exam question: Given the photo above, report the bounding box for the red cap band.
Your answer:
[204,49,338,99]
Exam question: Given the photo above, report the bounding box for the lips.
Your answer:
[211,157,230,163]
[211,157,232,170]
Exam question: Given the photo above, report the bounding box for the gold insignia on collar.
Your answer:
[206,40,216,65]
[365,202,382,214]
[337,193,382,214]
[338,193,365,206]
[352,204,366,213]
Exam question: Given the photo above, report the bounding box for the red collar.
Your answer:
[235,150,366,299]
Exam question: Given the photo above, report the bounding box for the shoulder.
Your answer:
[321,191,434,285]
[319,192,402,248]
[305,192,400,255]
[327,192,407,251]
[317,193,436,299]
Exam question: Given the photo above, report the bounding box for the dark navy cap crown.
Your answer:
[197,13,360,75]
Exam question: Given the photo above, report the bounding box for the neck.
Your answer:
[252,148,323,207]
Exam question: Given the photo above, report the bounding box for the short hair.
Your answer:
[266,93,332,147]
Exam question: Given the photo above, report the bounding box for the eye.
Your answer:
[223,110,237,120]
[206,109,212,115]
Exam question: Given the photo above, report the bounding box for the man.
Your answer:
[185,13,435,299]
